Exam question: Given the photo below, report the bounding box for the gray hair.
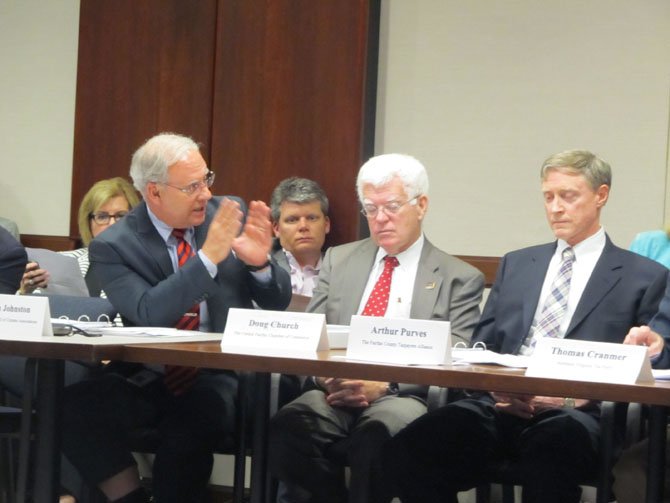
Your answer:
[270,177,329,222]
[356,153,429,203]
[129,133,200,194]
[541,150,612,191]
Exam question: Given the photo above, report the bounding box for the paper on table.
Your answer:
[99,327,202,337]
[652,369,670,380]
[452,349,530,368]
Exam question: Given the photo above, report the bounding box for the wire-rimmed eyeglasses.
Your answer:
[162,170,216,196]
[360,196,419,218]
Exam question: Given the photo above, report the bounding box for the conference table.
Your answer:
[0,333,220,503]
[0,334,668,502]
[122,340,670,503]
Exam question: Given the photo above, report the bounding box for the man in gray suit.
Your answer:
[386,150,669,503]
[270,177,330,299]
[268,153,485,503]
[61,133,291,503]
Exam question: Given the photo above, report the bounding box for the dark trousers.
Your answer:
[268,389,426,503]
[385,396,600,503]
[61,366,239,503]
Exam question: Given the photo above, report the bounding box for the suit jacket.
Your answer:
[473,236,669,356]
[307,237,484,346]
[647,280,670,368]
[88,197,292,331]
[0,227,27,294]
[271,239,291,274]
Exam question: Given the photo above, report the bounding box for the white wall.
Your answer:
[377,0,670,256]
[0,0,79,236]
[2,1,670,258]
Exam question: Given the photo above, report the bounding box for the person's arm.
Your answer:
[0,237,27,294]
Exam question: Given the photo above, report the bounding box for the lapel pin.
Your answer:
[425,282,436,289]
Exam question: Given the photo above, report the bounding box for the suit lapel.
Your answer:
[566,237,621,336]
[410,240,442,319]
[133,203,175,279]
[340,241,378,319]
[520,244,556,337]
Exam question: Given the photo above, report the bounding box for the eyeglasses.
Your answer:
[360,196,419,218]
[89,211,129,225]
[162,170,215,196]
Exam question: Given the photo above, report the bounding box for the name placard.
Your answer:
[525,337,653,384]
[347,315,451,365]
[0,294,52,337]
[222,308,327,353]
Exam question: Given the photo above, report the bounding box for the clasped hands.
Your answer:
[491,392,589,419]
[201,198,272,267]
[317,377,389,408]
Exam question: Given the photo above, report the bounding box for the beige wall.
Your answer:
[2,1,670,258]
[0,0,79,236]
[377,0,670,256]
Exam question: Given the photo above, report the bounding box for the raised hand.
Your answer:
[232,200,273,267]
[200,198,243,264]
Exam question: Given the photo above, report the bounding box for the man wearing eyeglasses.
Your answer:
[268,153,485,503]
[61,133,292,503]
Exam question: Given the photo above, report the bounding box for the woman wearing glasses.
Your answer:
[18,177,141,295]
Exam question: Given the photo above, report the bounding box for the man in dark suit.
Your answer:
[268,154,485,503]
[61,133,291,503]
[386,149,669,503]
[0,226,27,294]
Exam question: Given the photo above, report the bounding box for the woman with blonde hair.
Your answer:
[19,177,140,295]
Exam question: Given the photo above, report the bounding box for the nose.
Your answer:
[374,208,390,223]
[199,185,213,201]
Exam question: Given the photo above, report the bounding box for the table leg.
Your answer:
[250,372,270,503]
[33,358,64,503]
[646,405,667,503]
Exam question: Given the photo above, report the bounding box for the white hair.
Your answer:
[356,153,429,202]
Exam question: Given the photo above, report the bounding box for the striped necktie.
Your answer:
[164,228,200,395]
[521,247,575,355]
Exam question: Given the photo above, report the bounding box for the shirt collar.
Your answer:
[556,226,606,260]
[284,249,322,272]
[146,205,194,244]
[373,233,425,268]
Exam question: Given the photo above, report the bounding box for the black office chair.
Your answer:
[78,372,291,503]
[474,401,631,503]
[9,295,117,502]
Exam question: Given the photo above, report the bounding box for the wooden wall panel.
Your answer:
[72,0,218,238]
[210,0,374,246]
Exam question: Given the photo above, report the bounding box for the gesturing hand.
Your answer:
[200,198,243,264]
[232,200,273,267]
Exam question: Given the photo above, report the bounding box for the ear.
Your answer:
[324,216,331,234]
[595,184,609,208]
[272,221,280,238]
[416,195,429,220]
[145,182,162,205]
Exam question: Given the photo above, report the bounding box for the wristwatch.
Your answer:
[245,254,271,272]
[563,397,576,409]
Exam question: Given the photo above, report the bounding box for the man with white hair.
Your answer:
[61,132,292,503]
[268,153,484,503]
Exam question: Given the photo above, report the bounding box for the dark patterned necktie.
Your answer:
[361,256,399,316]
[164,228,200,395]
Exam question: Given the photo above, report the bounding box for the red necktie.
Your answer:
[361,256,399,316]
[164,228,200,395]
